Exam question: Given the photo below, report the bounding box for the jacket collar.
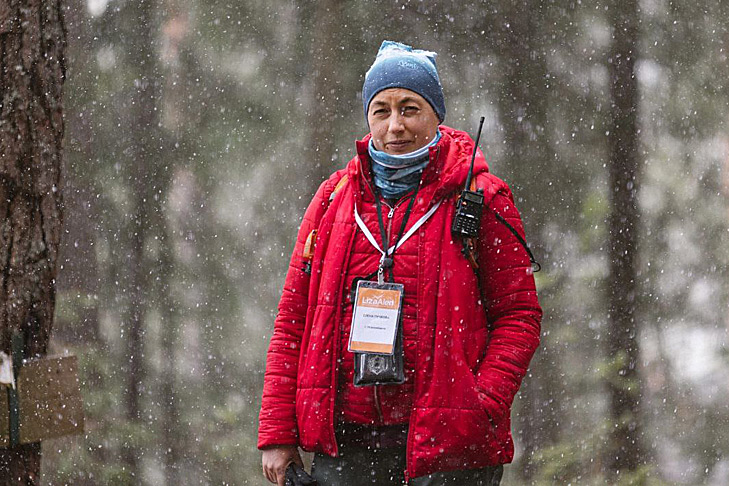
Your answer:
[350,125,489,205]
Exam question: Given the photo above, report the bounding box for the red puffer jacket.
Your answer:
[258,125,542,480]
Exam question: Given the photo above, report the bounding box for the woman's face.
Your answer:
[367,88,440,155]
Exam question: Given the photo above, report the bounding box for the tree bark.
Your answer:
[0,0,66,483]
[606,0,646,479]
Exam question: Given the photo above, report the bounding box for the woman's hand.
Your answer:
[262,445,303,486]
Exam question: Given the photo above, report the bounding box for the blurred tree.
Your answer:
[156,6,187,484]
[0,0,66,483]
[487,1,560,480]
[118,0,166,479]
[305,0,345,188]
[605,0,647,480]
[54,0,102,349]
[157,201,180,485]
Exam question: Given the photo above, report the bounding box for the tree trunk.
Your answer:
[306,0,343,189]
[606,0,646,479]
[158,8,186,483]
[158,212,180,485]
[0,0,66,483]
[121,0,161,479]
[492,1,558,480]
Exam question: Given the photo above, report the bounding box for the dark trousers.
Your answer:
[311,446,503,486]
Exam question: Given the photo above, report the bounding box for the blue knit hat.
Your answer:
[363,40,446,123]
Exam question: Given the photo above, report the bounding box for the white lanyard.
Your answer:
[354,199,442,281]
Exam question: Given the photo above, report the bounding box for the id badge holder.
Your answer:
[349,280,405,386]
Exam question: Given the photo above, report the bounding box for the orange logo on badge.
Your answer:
[357,288,399,309]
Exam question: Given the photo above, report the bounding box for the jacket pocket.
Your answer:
[472,373,512,453]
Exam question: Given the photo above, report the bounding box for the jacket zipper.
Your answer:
[386,206,395,243]
[374,385,384,424]
[383,197,408,244]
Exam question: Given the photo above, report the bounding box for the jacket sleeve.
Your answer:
[474,186,542,423]
[257,175,340,449]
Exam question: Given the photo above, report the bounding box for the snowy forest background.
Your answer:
[26,0,729,484]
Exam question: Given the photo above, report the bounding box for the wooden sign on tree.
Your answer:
[0,356,84,447]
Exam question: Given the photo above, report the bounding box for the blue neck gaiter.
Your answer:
[368,130,441,199]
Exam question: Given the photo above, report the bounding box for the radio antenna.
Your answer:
[464,116,485,191]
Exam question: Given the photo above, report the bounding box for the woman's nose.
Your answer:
[388,112,405,132]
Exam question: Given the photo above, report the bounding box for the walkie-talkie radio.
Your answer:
[451,116,542,272]
[451,116,486,239]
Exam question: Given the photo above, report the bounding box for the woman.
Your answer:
[259,41,542,486]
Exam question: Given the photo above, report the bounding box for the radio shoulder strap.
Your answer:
[490,209,541,272]
[464,174,540,273]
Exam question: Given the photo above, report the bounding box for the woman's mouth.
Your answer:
[385,140,412,151]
